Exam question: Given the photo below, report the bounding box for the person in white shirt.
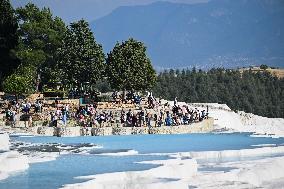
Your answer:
[174,97,178,106]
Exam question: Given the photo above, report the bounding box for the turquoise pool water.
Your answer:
[1,133,284,189]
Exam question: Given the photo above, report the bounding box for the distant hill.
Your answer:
[239,67,284,78]
[90,0,284,70]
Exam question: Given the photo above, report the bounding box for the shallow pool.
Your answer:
[1,133,284,189]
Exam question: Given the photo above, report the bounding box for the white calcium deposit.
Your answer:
[0,133,29,180]
[185,156,284,189]
[62,155,198,189]
[186,146,284,161]
[238,111,284,137]
[0,133,9,151]
[188,103,284,137]
[61,146,284,189]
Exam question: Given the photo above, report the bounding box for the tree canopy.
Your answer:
[153,68,284,118]
[15,3,66,87]
[3,64,37,95]
[0,0,20,89]
[106,38,156,91]
[57,19,105,88]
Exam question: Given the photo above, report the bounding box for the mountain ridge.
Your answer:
[91,0,284,69]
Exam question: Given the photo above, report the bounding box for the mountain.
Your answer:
[90,0,284,69]
[11,0,208,23]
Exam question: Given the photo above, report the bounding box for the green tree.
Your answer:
[57,19,105,89]
[3,64,37,98]
[0,0,20,89]
[15,3,66,89]
[106,38,156,91]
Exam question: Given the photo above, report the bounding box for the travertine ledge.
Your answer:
[30,118,214,137]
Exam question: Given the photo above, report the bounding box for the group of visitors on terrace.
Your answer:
[2,91,208,128]
[70,91,208,128]
[4,99,43,127]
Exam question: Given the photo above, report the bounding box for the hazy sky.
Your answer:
[11,0,209,23]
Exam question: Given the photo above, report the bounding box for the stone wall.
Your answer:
[112,127,149,135]
[55,127,82,137]
[30,126,82,136]
[30,118,214,137]
[30,126,55,136]
[91,127,112,136]
[149,118,214,134]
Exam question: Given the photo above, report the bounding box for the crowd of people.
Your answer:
[70,92,208,128]
[3,100,43,127]
[2,92,209,128]
[111,91,142,105]
[119,105,208,128]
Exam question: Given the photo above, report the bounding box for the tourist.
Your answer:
[28,114,33,127]
[134,94,141,106]
[22,102,28,114]
[120,109,126,125]
[62,109,67,126]
[132,113,138,127]
[12,109,17,127]
[153,113,158,127]
[53,114,58,127]
[5,109,11,122]
[26,101,31,113]
[165,111,172,126]
[148,93,155,109]
[35,100,41,113]
[201,110,206,120]
[138,109,145,127]
[112,91,118,101]
[145,112,151,127]
[65,104,69,117]
[174,97,178,106]
[183,113,190,124]
[15,102,20,113]
[107,111,114,123]
[157,116,163,127]
[126,109,132,126]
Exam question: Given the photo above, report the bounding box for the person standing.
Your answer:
[174,97,178,106]
[165,111,172,126]
[38,101,42,113]
[28,114,33,127]
[132,113,138,127]
[62,109,67,126]
[26,101,31,113]
[145,112,151,127]
[139,110,145,127]
[53,113,58,127]
[11,109,17,127]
